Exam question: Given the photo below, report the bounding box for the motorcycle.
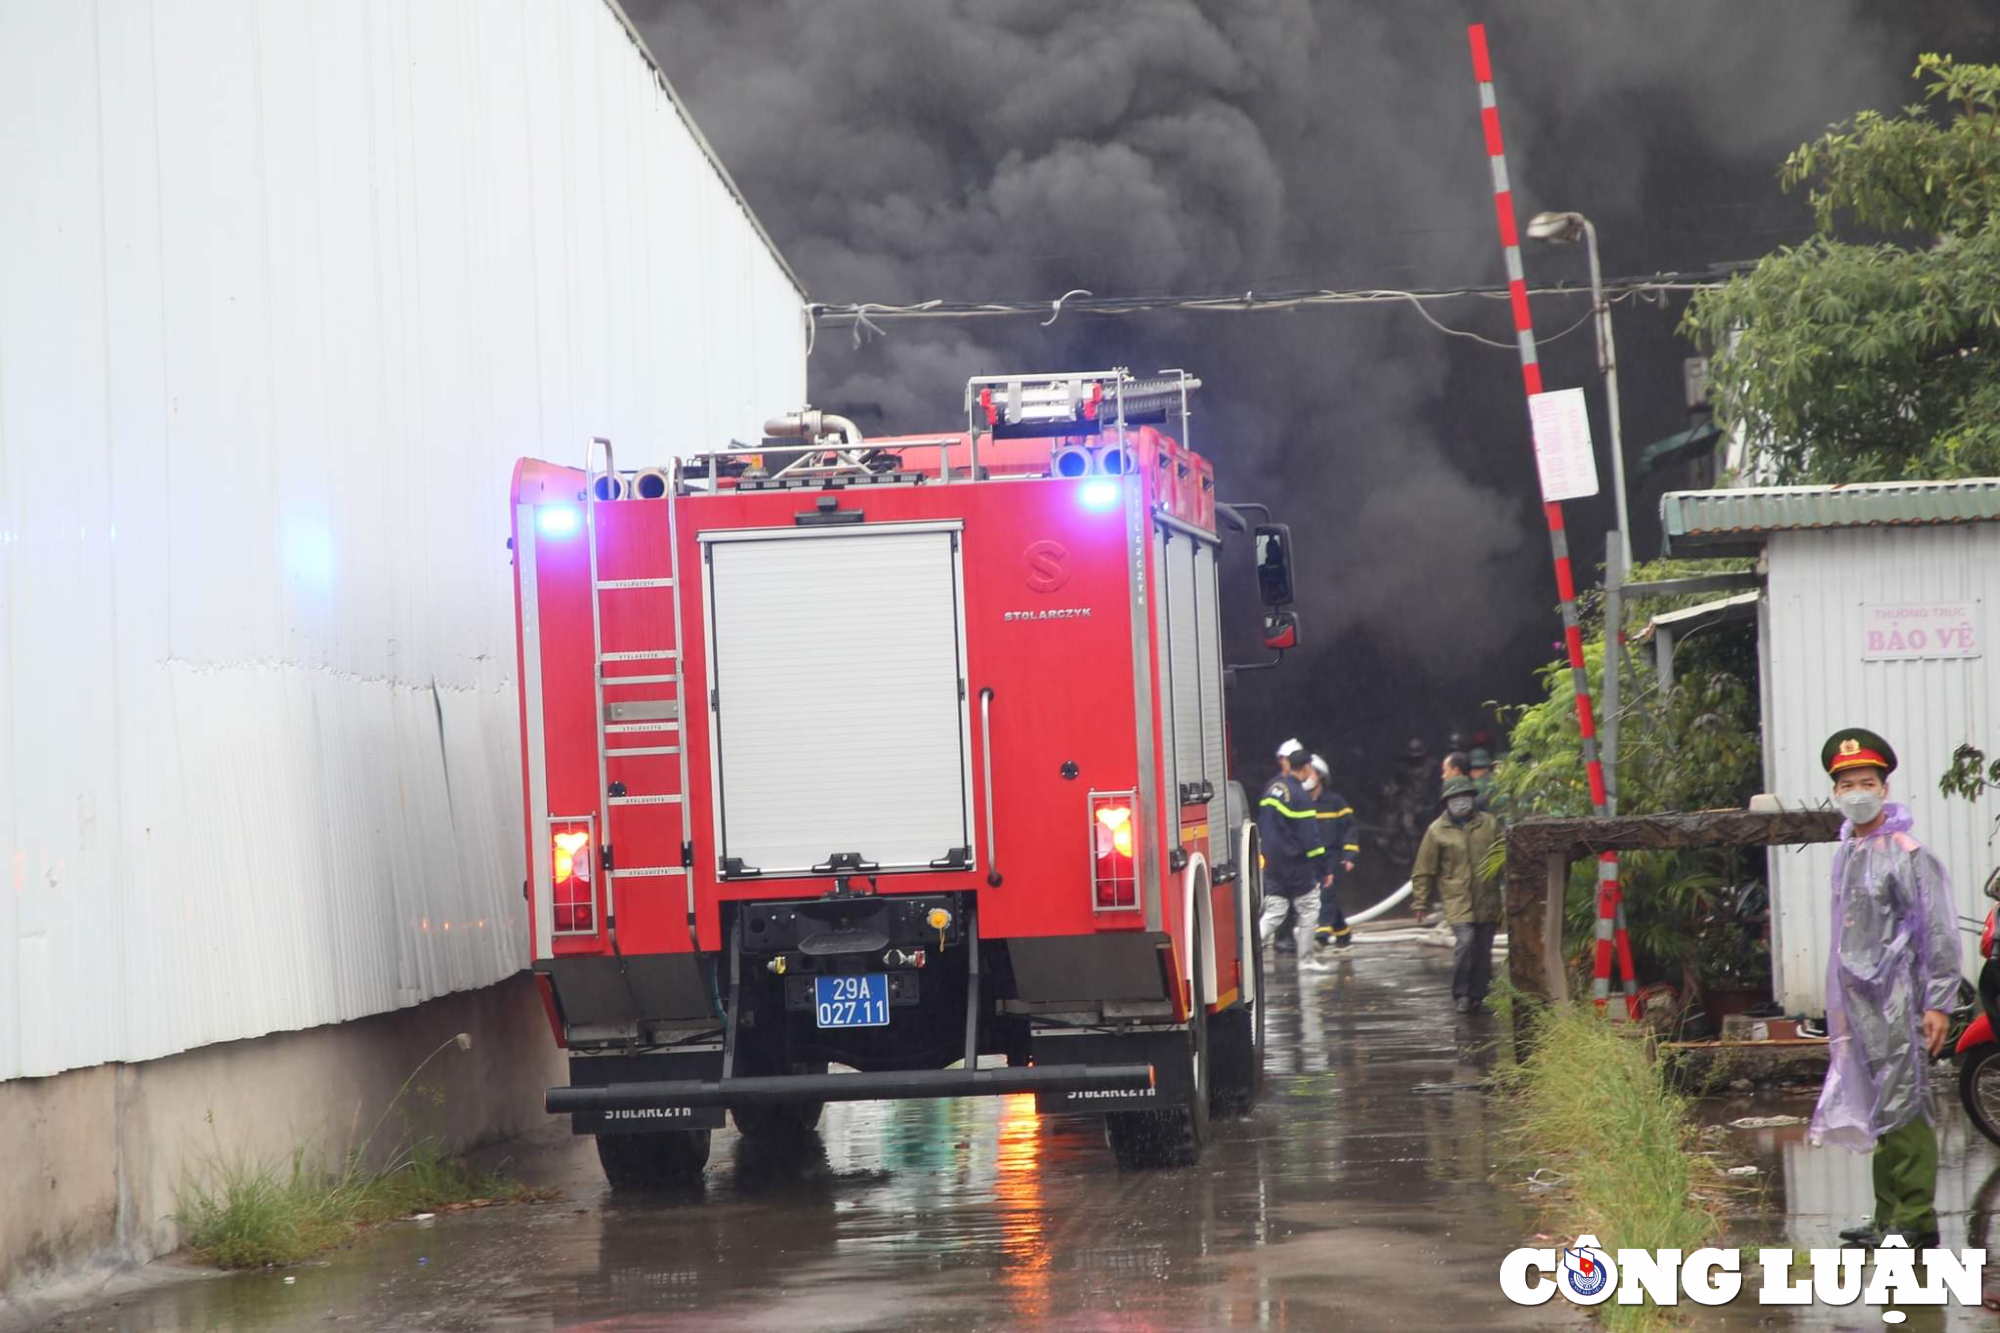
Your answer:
[1951,867,2000,1146]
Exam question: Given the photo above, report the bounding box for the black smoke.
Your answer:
[635,0,2000,786]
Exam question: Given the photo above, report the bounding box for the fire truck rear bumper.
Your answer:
[545,1062,1154,1114]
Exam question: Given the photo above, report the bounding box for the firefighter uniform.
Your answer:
[1311,767,1358,948]
[1257,771,1326,948]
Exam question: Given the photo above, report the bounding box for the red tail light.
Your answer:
[1091,792,1139,911]
[1982,909,1995,960]
[551,826,595,933]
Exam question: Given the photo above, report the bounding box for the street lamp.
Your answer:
[1528,210,1634,820]
[1525,210,1632,576]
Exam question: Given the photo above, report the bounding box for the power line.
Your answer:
[803,266,1741,352]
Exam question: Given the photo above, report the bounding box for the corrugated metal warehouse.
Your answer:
[1663,480,2000,1014]
[0,0,805,1083]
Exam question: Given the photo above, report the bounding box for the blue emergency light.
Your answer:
[1080,480,1121,511]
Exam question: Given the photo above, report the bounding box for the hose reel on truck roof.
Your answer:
[967,369,1201,438]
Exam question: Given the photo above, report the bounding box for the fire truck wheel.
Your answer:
[731,1101,826,1140]
[595,1129,712,1190]
[1104,916,1210,1168]
[1210,905,1265,1116]
[730,1060,827,1139]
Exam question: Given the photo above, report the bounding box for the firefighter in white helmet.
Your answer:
[1304,754,1356,953]
[1258,743,1331,969]
[1261,739,1308,951]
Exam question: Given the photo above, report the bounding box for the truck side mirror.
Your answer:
[1254,524,1294,607]
[1263,610,1299,652]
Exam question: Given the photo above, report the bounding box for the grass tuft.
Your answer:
[175,1137,547,1269]
[1500,1001,1732,1331]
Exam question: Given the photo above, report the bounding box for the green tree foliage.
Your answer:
[1940,743,2000,840]
[1683,55,2000,482]
[1490,562,1764,986]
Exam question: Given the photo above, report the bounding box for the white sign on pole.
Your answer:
[1860,600,1983,661]
[1527,388,1601,503]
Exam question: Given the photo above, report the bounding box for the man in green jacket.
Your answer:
[1411,776,1505,1014]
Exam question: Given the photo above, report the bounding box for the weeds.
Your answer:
[174,1139,537,1269]
[174,1033,551,1268]
[1500,1002,1732,1332]
[174,1149,351,1269]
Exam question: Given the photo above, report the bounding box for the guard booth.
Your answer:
[1661,479,2000,1013]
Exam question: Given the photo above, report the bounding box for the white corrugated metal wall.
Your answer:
[0,0,805,1080]
[1764,525,2000,1013]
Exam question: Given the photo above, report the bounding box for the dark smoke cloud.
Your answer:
[636,0,2000,777]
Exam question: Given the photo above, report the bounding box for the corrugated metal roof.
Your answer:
[1640,591,1760,638]
[1662,478,2000,554]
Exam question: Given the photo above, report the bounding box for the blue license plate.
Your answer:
[815,974,891,1028]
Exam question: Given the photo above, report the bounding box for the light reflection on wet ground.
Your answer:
[47,938,1557,1331]
[68,939,2000,1329]
[74,944,2000,1328]
[1683,1087,2000,1331]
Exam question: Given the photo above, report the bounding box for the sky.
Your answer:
[636,0,2000,789]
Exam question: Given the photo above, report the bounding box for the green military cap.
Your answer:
[1441,776,1480,802]
[1821,728,1897,777]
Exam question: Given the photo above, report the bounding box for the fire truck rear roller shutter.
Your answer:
[701,522,974,877]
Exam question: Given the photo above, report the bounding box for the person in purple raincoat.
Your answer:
[1812,729,1960,1251]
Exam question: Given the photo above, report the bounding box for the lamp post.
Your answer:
[1525,210,1631,576]
[1528,209,1630,816]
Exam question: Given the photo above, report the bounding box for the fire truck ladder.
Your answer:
[584,438,696,1038]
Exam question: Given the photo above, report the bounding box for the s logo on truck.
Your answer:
[1023,540,1072,593]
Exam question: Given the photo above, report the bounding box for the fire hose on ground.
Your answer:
[1347,880,1413,925]
[1301,880,1509,950]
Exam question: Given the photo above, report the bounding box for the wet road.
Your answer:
[50,935,1557,1331]
[54,933,2000,1330]
[1685,1087,2000,1331]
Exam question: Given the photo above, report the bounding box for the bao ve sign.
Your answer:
[1861,601,1982,661]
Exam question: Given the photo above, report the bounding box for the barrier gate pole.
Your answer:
[1465,24,1637,1017]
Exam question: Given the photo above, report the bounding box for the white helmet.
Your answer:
[1275,737,1303,760]
[1310,754,1330,780]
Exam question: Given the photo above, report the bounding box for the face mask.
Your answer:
[1446,796,1476,820]
[1837,789,1885,826]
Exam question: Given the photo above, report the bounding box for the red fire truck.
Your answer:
[509,370,1301,1185]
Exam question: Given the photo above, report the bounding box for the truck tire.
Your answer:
[731,1060,827,1140]
[595,1129,711,1190]
[1210,880,1265,1116]
[731,1101,825,1140]
[1105,914,1210,1168]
